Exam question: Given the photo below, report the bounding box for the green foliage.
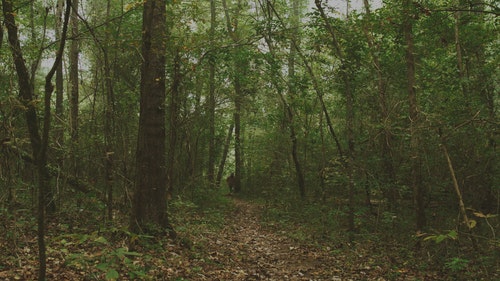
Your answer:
[424,230,458,244]
[444,257,469,272]
[1,0,498,279]
[95,247,145,280]
[57,230,149,280]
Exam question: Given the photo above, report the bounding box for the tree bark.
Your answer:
[3,1,71,279]
[403,0,426,232]
[362,0,396,207]
[216,123,234,187]
[55,0,65,199]
[453,8,468,102]
[103,0,116,222]
[41,2,71,278]
[222,0,244,193]
[315,0,356,235]
[69,0,80,186]
[288,0,306,199]
[207,0,217,185]
[130,0,174,236]
[167,50,181,198]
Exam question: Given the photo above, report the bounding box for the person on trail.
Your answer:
[226,173,235,194]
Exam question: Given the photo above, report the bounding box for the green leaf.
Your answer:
[95,236,109,244]
[78,234,90,243]
[105,269,119,280]
[96,262,110,271]
[435,234,446,243]
[447,230,458,240]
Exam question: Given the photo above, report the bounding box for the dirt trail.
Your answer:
[194,198,344,280]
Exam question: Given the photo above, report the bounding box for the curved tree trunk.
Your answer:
[315,0,356,235]
[2,1,71,279]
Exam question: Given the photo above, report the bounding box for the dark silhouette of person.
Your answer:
[226,173,235,194]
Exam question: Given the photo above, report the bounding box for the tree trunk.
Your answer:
[222,0,244,193]
[167,50,181,198]
[55,0,65,207]
[130,0,174,236]
[69,0,80,187]
[403,0,425,232]
[3,0,43,275]
[362,0,396,207]
[288,0,306,199]
[207,0,217,186]
[103,0,116,222]
[268,0,344,159]
[216,123,234,187]
[315,0,356,235]
[3,1,71,279]
[453,9,468,102]
[55,0,65,122]
[233,86,243,193]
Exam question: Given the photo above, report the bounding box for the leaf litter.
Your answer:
[0,198,451,280]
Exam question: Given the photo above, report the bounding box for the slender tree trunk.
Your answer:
[453,9,468,102]
[0,9,3,50]
[41,18,71,281]
[3,0,42,275]
[315,0,356,234]
[288,0,306,199]
[222,0,244,193]
[362,0,396,207]
[233,84,243,193]
[473,4,497,214]
[55,0,65,199]
[103,0,116,221]
[3,1,71,279]
[216,123,234,187]
[441,139,471,228]
[2,0,42,194]
[75,0,117,220]
[167,50,181,198]
[69,0,80,185]
[267,0,343,158]
[345,65,356,236]
[207,0,217,186]
[28,0,57,214]
[55,0,65,121]
[131,0,174,236]
[403,0,425,232]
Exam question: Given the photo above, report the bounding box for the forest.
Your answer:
[0,0,498,280]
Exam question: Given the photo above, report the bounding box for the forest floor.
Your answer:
[188,197,346,280]
[177,197,441,281]
[0,196,492,280]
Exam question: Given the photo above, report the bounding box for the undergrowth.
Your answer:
[254,194,499,281]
